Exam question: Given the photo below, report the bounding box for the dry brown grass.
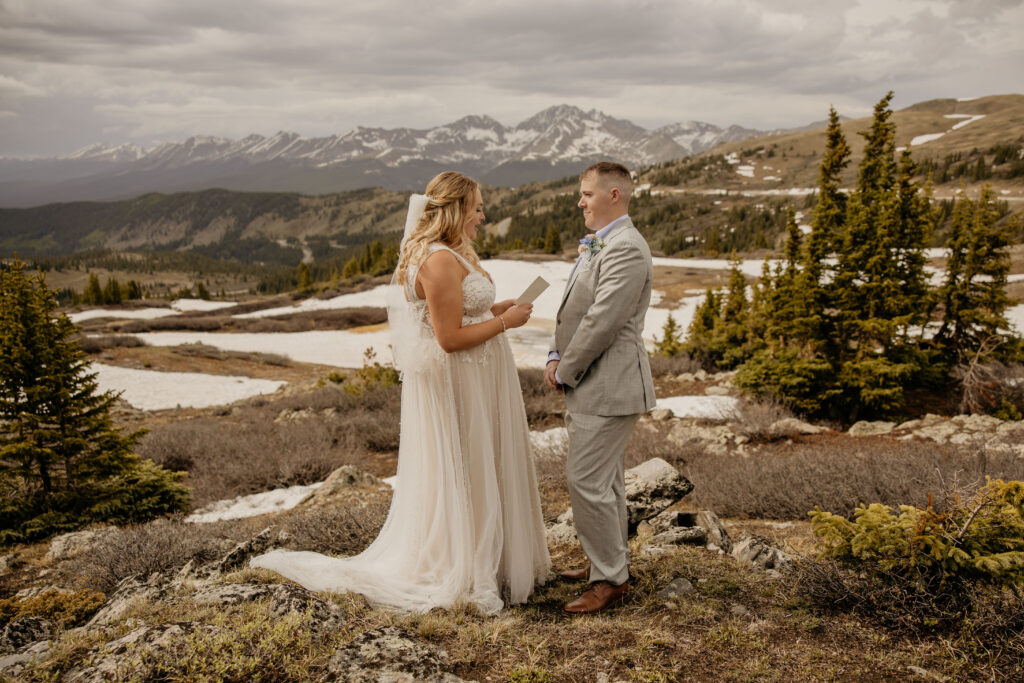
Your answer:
[70,519,230,592]
[137,383,401,507]
[95,306,387,335]
[76,334,146,353]
[640,429,1024,520]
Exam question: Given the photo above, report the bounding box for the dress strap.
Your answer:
[428,243,474,270]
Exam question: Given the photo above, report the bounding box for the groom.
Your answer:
[545,161,656,614]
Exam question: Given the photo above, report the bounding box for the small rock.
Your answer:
[705,385,731,396]
[732,532,792,571]
[192,582,339,631]
[694,369,708,381]
[906,665,950,682]
[218,526,281,573]
[645,508,683,534]
[639,545,673,559]
[322,626,466,682]
[657,577,695,600]
[648,408,673,421]
[696,510,733,554]
[768,417,826,438]
[676,372,696,382]
[730,603,751,617]
[546,521,578,546]
[651,526,707,546]
[848,420,896,436]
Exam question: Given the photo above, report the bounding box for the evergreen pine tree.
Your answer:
[936,185,1015,359]
[296,263,312,291]
[0,260,189,545]
[654,313,684,357]
[102,277,122,305]
[543,225,562,254]
[83,273,102,305]
[684,288,721,364]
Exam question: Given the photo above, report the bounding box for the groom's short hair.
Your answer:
[581,161,633,202]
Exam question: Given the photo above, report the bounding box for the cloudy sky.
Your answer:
[1,0,1022,157]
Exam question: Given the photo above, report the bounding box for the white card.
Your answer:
[515,276,549,305]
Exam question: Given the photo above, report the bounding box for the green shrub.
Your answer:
[810,478,1024,592]
[342,348,400,396]
[0,589,105,630]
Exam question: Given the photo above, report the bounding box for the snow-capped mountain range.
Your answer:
[0,105,764,207]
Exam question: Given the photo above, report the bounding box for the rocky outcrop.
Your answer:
[217,525,282,573]
[64,622,223,683]
[44,528,115,562]
[0,616,51,655]
[191,582,340,632]
[299,465,383,507]
[322,626,467,682]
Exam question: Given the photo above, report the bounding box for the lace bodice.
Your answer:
[405,244,499,363]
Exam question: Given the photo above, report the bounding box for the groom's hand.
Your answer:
[544,359,562,391]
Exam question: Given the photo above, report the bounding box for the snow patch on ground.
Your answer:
[186,482,322,523]
[736,165,755,178]
[234,286,390,319]
[92,363,286,410]
[656,395,740,420]
[1007,304,1024,334]
[171,298,238,312]
[911,133,945,146]
[68,307,179,323]
[949,114,985,130]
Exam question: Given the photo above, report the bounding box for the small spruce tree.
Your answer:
[0,260,189,545]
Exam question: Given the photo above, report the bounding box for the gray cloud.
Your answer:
[0,0,1021,156]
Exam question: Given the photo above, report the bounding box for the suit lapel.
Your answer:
[557,217,635,314]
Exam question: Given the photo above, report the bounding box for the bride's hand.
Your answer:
[501,303,532,329]
[491,299,515,316]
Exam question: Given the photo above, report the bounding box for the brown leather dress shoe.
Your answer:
[558,564,591,582]
[563,580,630,615]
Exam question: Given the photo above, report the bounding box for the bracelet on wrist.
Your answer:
[499,315,507,332]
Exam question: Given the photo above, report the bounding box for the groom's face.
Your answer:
[578,173,618,231]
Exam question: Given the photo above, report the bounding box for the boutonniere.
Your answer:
[578,234,606,259]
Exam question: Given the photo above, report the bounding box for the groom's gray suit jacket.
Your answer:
[552,217,656,416]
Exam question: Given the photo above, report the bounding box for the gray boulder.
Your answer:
[624,457,694,528]
[322,626,466,682]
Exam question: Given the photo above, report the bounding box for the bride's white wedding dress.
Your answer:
[251,244,551,614]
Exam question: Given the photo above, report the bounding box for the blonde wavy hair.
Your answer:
[396,171,487,286]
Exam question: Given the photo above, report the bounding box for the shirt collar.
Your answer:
[595,214,629,240]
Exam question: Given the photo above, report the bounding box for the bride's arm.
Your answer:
[418,250,531,353]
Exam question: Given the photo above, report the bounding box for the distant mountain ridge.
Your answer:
[0,105,766,207]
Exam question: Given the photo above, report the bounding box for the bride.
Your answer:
[252,171,551,614]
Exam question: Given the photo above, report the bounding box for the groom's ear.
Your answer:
[608,187,621,203]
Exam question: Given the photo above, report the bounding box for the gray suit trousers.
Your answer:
[565,411,639,586]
